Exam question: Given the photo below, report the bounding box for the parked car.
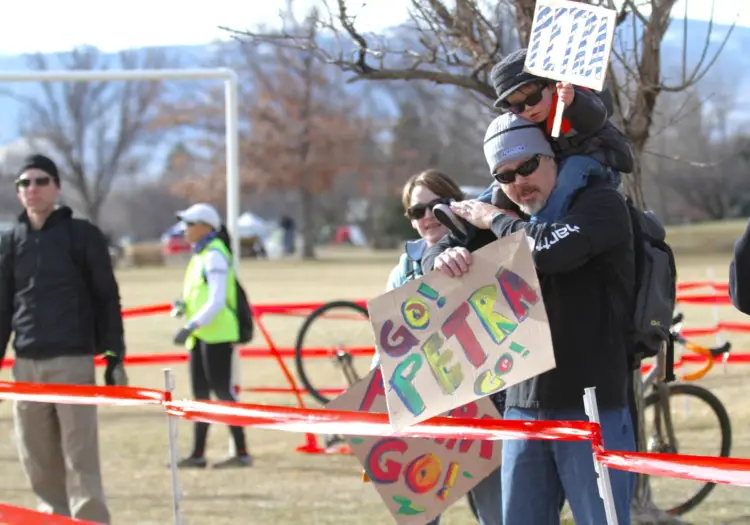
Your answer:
[161,223,191,256]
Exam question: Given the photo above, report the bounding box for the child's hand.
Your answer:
[556,82,575,105]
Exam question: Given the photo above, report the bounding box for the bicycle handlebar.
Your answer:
[708,341,732,357]
[667,311,731,381]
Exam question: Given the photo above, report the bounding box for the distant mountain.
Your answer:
[0,17,746,168]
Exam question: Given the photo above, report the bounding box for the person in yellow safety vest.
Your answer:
[170,203,251,469]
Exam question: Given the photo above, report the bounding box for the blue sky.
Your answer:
[1,0,747,55]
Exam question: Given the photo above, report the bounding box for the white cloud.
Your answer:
[0,0,409,55]
[0,0,746,56]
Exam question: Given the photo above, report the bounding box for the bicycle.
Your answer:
[293,300,369,406]
[641,311,732,517]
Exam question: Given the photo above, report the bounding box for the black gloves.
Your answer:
[173,327,193,345]
[104,351,128,386]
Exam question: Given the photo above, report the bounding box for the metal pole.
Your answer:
[583,387,619,525]
[164,368,185,525]
[223,71,241,270]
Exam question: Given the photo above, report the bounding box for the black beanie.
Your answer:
[17,154,60,185]
[490,48,541,109]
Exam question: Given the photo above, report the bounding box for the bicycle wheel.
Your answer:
[294,300,370,405]
[643,383,732,516]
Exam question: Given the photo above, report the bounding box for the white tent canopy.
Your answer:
[237,212,271,239]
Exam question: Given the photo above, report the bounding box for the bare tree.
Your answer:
[175,9,375,258]
[223,0,735,209]
[224,2,737,523]
[1,46,170,224]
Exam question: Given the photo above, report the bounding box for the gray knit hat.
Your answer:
[483,113,554,174]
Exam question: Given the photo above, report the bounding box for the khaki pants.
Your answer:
[13,355,110,524]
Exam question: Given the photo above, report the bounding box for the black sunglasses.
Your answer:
[406,197,452,220]
[16,176,52,188]
[493,155,542,184]
[496,83,549,115]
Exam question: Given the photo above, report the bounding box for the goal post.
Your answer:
[0,68,241,269]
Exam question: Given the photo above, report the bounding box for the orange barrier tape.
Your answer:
[0,503,98,524]
[119,300,369,319]
[676,293,732,305]
[0,381,166,406]
[0,382,749,488]
[677,281,728,292]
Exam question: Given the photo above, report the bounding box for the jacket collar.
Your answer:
[405,238,427,262]
[193,231,217,254]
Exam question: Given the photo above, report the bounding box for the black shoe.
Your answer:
[173,456,207,469]
[432,203,472,244]
[212,454,253,469]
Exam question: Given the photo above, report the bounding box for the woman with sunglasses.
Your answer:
[371,169,506,525]
[170,203,252,469]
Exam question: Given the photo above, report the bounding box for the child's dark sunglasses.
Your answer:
[406,197,452,220]
[493,155,542,184]
[15,176,52,188]
[496,84,547,115]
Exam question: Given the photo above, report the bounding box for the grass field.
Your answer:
[0,243,749,525]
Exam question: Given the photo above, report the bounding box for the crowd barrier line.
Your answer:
[0,380,749,489]
[1,285,746,449]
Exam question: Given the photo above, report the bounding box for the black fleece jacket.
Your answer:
[423,182,635,411]
[0,206,125,365]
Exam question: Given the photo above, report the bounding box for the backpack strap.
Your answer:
[67,220,94,294]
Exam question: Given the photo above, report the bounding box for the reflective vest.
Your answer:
[182,237,239,348]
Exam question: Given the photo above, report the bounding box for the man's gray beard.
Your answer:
[520,199,547,216]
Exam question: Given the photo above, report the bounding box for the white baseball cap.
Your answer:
[176,203,222,230]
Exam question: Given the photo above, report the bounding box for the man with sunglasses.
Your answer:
[433,47,633,243]
[422,114,637,525]
[0,154,126,523]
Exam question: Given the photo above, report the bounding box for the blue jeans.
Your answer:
[501,406,635,525]
[425,467,503,525]
[533,156,618,223]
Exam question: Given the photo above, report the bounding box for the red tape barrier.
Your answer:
[677,282,728,293]
[1,381,749,489]
[0,503,99,524]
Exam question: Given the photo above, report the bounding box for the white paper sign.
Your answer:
[523,0,617,92]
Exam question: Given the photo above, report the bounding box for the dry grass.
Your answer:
[0,245,748,525]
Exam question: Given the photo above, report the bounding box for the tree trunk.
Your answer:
[298,41,316,260]
[621,146,647,210]
[299,182,316,259]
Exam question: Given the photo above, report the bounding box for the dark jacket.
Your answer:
[423,182,635,411]
[0,206,125,364]
[550,87,634,174]
[729,218,750,314]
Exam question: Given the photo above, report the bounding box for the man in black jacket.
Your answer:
[422,115,636,525]
[729,219,750,314]
[0,154,126,524]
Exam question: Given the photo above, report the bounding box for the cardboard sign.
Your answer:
[524,0,617,91]
[523,0,617,137]
[367,231,555,432]
[328,368,503,525]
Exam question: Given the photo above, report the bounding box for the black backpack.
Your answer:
[202,249,254,344]
[625,197,677,378]
[232,278,255,344]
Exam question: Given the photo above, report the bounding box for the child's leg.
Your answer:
[432,183,492,244]
[532,156,608,223]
